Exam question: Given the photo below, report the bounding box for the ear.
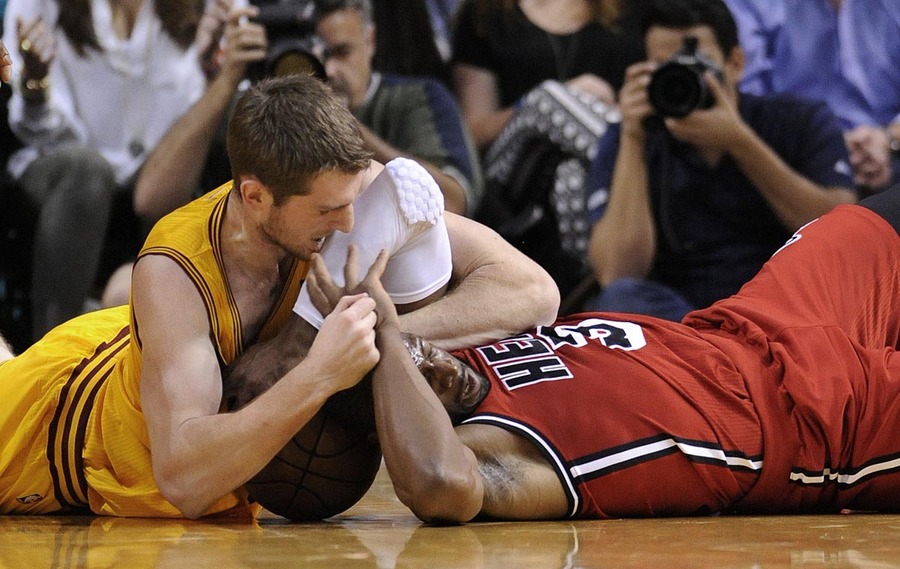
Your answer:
[238,176,274,212]
[724,45,745,86]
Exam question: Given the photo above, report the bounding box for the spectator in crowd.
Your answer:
[724,0,900,193]
[133,0,480,221]
[3,0,212,339]
[315,0,482,216]
[450,0,643,300]
[451,0,641,152]
[583,0,856,322]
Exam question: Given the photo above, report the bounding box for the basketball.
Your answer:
[246,406,382,521]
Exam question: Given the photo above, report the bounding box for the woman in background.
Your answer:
[3,0,213,340]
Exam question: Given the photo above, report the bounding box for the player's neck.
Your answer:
[220,192,289,289]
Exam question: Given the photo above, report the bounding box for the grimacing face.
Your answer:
[400,333,490,424]
[260,169,364,261]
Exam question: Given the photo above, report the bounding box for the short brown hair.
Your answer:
[226,75,372,203]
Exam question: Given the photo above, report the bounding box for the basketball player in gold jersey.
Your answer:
[0,74,559,518]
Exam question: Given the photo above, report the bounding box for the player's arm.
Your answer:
[372,322,484,523]
[399,212,560,351]
[311,252,568,523]
[307,251,484,522]
[134,254,379,518]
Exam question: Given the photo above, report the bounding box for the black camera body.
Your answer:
[247,0,325,82]
[647,36,724,118]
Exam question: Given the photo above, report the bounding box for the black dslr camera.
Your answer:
[247,0,325,82]
[647,36,724,118]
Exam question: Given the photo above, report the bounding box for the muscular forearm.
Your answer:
[373,324,483,523]
[133,73,239,220]
[155,356,339,518]
[399,214,559,350]
[588,137,656,286]
[728,125,857,231]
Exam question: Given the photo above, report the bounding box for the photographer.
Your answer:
[582,0,857,321]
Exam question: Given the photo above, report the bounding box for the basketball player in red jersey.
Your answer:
[308,187,900,521]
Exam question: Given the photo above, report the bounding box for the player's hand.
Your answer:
[355,249,401,331]
[308,245,400,331]
[308,293,379,392]
[306,244,364,317]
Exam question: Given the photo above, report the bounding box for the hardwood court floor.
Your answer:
[4,464,900,568]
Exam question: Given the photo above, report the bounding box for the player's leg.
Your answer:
[686,197,900,350]
[835,345,900,512]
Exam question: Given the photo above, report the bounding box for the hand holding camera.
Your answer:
[630,35,747,152]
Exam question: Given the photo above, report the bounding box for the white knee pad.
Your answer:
[293,157,452,328]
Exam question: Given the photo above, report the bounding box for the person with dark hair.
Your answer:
[583,0,856,321]
[2,0,217,340]
[0,73,560,518]
[314,186,900,521]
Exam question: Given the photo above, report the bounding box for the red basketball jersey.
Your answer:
[453,314,764,518]
[454,205,900,518]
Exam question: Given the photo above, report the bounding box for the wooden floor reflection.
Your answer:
[4,464,900,568]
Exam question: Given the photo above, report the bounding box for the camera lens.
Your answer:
[647,62,706,118]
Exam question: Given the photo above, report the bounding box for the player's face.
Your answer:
[262,169,365,260]
[401,333,490,424]
[315,8,375,109]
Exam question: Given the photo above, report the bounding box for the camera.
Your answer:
[247,0,326,82]
[647,36,724,118]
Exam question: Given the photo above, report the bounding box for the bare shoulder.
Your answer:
[456,423,569,520]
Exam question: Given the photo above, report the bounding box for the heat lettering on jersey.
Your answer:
[476,318,648,391]
[476,335,571,391]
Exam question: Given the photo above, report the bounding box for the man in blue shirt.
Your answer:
[724,0,900,192]
[583,0,856,322]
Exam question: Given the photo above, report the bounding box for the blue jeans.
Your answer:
[584,277,695,322]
